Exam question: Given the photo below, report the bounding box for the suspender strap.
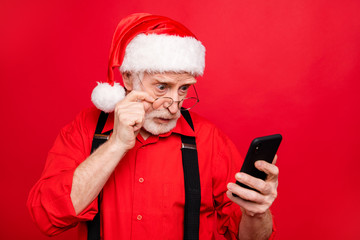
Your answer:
[87,111,109,240]
[87,110,201,240]
[180,110,201,240]
[91,111,109,153]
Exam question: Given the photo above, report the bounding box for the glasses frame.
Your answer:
[136,73,200,111]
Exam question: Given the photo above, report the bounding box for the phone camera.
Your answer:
[255,143,262,153]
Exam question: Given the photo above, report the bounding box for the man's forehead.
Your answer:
[145,72,197,84]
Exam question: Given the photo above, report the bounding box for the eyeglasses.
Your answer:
[153,86,199,111]
[136,74,200,111]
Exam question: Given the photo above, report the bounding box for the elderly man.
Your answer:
[27,13,279,240]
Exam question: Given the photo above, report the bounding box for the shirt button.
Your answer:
[137,215,142,220]
[139,178,144,183]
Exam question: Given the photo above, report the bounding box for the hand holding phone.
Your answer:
[233,134,282,195]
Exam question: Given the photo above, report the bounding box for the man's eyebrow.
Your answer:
[152,77,169,83]
[184,79,197,84]
[151,76,197,85]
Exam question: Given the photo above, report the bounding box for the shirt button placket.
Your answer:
[136,178,144,222]
[134,145,145,228]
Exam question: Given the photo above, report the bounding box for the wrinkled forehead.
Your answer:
[143,72,197,85]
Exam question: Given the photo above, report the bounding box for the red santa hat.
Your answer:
[91,13,206,113]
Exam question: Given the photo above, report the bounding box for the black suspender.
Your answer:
[180,110,201,240]
[87,111,109,240]
[87,110,201,240]
[91,111,110,153]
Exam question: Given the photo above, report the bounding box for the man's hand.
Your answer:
[226,155,279,216]
[109,90,154,151]
[226,155,278,239]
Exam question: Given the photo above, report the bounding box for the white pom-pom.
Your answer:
[91,82,125,112]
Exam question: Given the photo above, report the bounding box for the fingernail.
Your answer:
[256,161,263,168]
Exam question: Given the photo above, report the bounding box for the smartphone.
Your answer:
[233,134,282,196]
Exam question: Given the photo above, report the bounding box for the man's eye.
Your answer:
[179,85,190,92]
[156,84,167,91]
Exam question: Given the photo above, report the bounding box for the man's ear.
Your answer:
[122,72,133,91]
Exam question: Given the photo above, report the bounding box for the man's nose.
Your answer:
[167,99,180,114]
[167,93,180,114]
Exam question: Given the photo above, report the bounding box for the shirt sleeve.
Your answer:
[27,109,99,236]
[212,129,276,239]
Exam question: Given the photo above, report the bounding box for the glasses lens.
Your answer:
[181,97,199,110]
[153,97,173,109]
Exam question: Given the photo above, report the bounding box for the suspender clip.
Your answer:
[93,134,110,140]
[181,143,196,150]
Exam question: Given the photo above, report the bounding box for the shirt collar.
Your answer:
[158,113,195,137]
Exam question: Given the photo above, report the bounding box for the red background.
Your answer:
[1,0,360,239]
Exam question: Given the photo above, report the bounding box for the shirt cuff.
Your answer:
[40,170,98,227]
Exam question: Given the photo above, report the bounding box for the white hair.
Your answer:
[132,72,144,91]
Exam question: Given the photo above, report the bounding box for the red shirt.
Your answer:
[27,107,276,239]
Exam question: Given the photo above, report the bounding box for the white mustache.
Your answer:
[145,109,181,121]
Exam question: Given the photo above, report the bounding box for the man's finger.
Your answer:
[226,191,265,215]
[227,182,264,203]
[272,154,278,164]
[125,90,155,103]
[234,173,267,194]
[255,161,279,180]
[142,101,152,112]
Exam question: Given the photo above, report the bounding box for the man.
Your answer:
[27,13,279,240]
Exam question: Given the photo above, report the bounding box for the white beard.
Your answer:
[143,108,181,135]
[131,75,180,135]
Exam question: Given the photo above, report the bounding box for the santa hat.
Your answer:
[91,13,206,113]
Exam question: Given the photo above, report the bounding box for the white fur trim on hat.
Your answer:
[120,34,205,76]
[91,82,125,113]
